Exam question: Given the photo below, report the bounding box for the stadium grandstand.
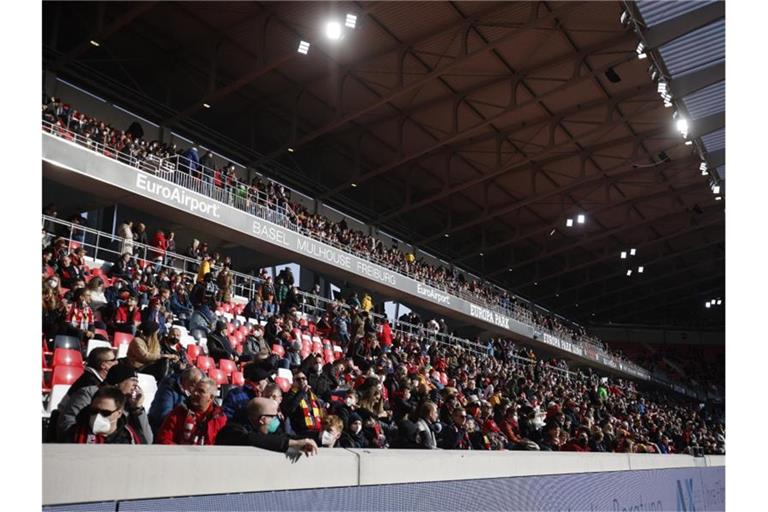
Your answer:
[37,1,728,510]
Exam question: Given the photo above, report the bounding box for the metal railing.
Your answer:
[42,118,643,373]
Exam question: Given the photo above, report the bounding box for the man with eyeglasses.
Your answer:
[68,386,145,444]
[438,406,472,450]
[54,347,118,441]
[217,397,318,456]
[281,370,324,440]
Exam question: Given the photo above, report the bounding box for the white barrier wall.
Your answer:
[43,445,724,506]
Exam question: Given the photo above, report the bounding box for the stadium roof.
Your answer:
[42,1,725,328]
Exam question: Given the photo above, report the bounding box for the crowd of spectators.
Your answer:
[41,223,725,456]
[43,97,623,361]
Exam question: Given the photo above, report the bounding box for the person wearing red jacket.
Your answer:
[561,431,591,452]
[151,230,167,269]
[378,319,393,351]
[156,378,227,445]
[113,295,142,334]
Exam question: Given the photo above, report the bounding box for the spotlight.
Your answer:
[685,140,693,145]
[630,248,636,256]
[705,301,711,308]
[676,118,689,137]
[326,21,343,40]
[715,196,722,201]
[717,299,722,305]
[664,100,673,108]
[577,214,585,224]
[566,218,574,227]
[287,147,294,153]
[657,82,667,93]
[636,42,646,59]
[479,252,484,256]
[345,14,357,29]
[712,185,720,194]
[620,251,627,259]
[90,40,100,47]
[638,266,644,273]
[297,40,311,54]
[350,182,357,188]
[626,270,632,276]
[620,11,629,25]
[202,103,211,109]
[605,67,622,83]
[444,233,450,238]
[549,228,556,236]
[700,163,708,172]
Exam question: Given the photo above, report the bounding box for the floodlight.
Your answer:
[705,301,711,308]
[676,118,688,135]
[638,266,644,273]
[345,14,357,29]
[620,11,629,24]
[549,228,556,236]
[717,300,722,305]
[664,101,673,108]
[202,103,211,109]
[326,21,343,40]
[712,185,720,194]
[566,218,574,227]
[297,41,311,54]
[715,196,722,201]
[630,248,636,256]
[638,52,647,60]
[626,270,632,276]
[700,163,707,171]
[90,40,100,47]
[685,140,693,145]
[621,251,627,259]
[350,182,357,188]
[577,214,585,224]
[287,147,294,153]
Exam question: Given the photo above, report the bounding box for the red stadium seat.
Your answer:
[300,348,311,360]
[299,319,308,329]
[69,240,81,252]
[323,349,334,365]
[186,344,200,361]
[208,368,228,386]
[218,359,236,376]
[238,325,249,336]
[51,365,84,387]
[231,371,244,386]
[94,328,109,340]
[113,332,133,347]
[311,340,322,354]
[272,344,285,358]
[52,348,83,369]
[196,356,215,372]
[308,322,316,334]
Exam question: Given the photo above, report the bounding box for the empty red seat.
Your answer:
[300,347,310,359]
[308,322,316,334]
[94,328,109,340]
[231,371,244,386]
[196,356,215,372]
[218,359,236,376]
[208,368,227,386]
[272,344,285,358]
[323,349,334,365]
[51,365,84,386]
[311,340,322,354]
[52,348,83,369]
[186,344,200,361]
[238,325,249,335]
[113,332,133,347]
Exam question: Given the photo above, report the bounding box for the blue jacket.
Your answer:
[170,293,193,317]
[148,373,185,435]
[222,382,259,423]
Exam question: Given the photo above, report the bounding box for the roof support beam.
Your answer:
[509,218,722,289]
[642,2,725,48]
[670,62,725,98]
[279,1,587,155]
[416,140,692,245]
[707,148,725,169]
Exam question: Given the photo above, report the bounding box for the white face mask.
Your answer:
[321,430,336,447]
[89,413,113,435]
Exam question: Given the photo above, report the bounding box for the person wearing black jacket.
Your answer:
[338,412,368,448]
[303,355,337,403]
[68,386,146,444]
[281,370,324,440]
[206,320,240,363]
[438,406,471,450]
[217,397,318,455]
[110,253,136,281]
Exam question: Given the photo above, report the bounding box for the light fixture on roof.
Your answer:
[657,81,667,93]
[287,147,294,153]
[620,251,627,259]
[566,218,574,227]
[701,163,708,175]
[626,269,632,276]
[444,233,450,238]
[630,248,636,256]
[90,40,100,47]
[549,228,556,236]
[297,40,311,54]
[345,14,357,29]
[717,299,722,305]
[350,182,357,188]
[676,118,689,138]
[715,196,722,201]
[636,41,646,59]
[712,185,720,195]
[685,140,693,145]
[325,20,343,40]
[202,103,211,109]
[620,11,630,25]
[638,266,644,273]
[577,214,585,224]
[705,301,711,308]
[664,100,673,108]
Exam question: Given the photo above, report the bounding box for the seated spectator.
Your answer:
[207,320,240,363]
[216,397,318,456]
[160,327,188,373]
[113,294,142,335]
[338,412,368,448]
[156,378,227,445]
[304,354,337,403]
[68,386,145,444]
[58,254,84,288]
[148,367,204,435]
[86,276,108,314]
[539,422,561,452]
[64,288,95,341]
[222,365,271,423]
[169,286,194,324]
[42,278,66,340]
[126,321,179,381]
[53,347,118,441]
[141,298,168,337]
[110,252,136,281]
[414,401,440,449]
[281,370,324,440]
[319,415,344,448]
[439,406,471,450]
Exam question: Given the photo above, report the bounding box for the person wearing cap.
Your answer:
[64,364,152,443]
[222,364,271,423]
[127,320,178,381]
[148,366,205,435]
[53,347,118,441]
[216,397,318,456]
[68,386,145,444]
[156,378,227,445]
[206,320,240,363]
